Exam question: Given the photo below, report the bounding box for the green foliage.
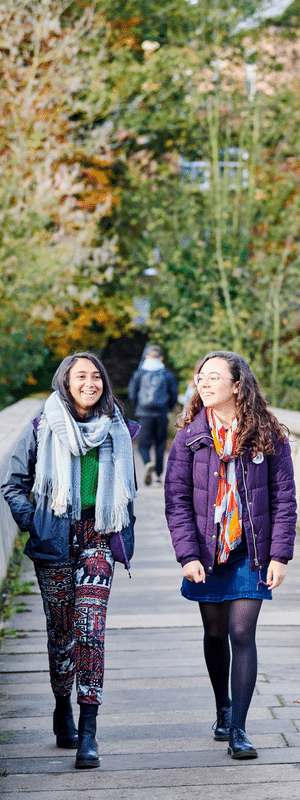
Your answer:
[0,532,32,634]
[0,1,299,409]
[101,0,193,47]
[98,9,300,407]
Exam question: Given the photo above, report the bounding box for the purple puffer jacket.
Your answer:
[164,408,297,574]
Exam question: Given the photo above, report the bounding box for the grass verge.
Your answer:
[0,531,35,647]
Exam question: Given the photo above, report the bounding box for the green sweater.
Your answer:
[80,447,99,509]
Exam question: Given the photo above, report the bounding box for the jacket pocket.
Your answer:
[28,503,70,561]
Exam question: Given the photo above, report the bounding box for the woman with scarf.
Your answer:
[1,352,137,770]
[164,351,297,760]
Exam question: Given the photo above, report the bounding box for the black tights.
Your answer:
[199,598,262,730]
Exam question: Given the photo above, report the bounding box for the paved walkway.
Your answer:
[0,449,300,799]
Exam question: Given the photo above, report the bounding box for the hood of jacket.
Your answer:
[141,357,165,371]
[184,406,213,450]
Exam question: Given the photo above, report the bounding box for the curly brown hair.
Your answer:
[177,351,286,456]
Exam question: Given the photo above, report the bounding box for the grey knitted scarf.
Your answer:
[33,391,136,532]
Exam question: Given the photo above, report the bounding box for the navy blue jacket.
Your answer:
[129,365,178,417]
[1,420,69,563]
[1,417,139,564]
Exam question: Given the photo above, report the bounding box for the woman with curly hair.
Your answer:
[165,351,297,759]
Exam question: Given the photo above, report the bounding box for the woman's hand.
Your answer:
[266,560,287,590]
[182,560,206,583]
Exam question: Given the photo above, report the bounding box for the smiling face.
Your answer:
[68,358,103,417]
[195,357,239,420]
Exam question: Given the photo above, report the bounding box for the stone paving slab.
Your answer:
[1,648,299,674]
[0,732,285,759]
[0,716,297,740]
[284,732,300,746]
[2,744,300,775]
[0,675,209,693]
[1,643,48,655]
[272,694,300,706]
[0,686,283,716]
[269,706,300,719]
[0,672,51,687]
[0,704,273,734]
[0,655,49,672]
[0,725,294,749]
[2,786,300,800]
[1,763,300,794]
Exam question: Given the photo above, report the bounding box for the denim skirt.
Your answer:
[181,556,272,602]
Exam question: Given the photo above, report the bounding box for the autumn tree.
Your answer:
[0,0,134,406]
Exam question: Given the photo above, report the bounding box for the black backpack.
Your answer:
[137,369,169,411]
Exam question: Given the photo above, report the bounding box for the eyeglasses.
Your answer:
[194,372,228,385]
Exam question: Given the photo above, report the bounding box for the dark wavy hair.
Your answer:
[177,350,286,456]
[51,351,122,420]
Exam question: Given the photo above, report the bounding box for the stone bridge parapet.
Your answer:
[0,398,44,587]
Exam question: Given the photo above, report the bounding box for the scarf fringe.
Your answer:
[33,476,54,498]
[95,504,129,534]
[94,473,136,533]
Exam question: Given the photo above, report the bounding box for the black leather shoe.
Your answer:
[75,715,100,769]
[228,726,257,759]
[53,701,78,749]
[212,705,231,741]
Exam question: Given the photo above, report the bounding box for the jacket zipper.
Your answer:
[240,456,259,567]
[187,432,213,447]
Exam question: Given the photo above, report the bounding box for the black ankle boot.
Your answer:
[228,725,257,759]
[53,696,78,749]
[75,708,100,769]
[212,704,231,741]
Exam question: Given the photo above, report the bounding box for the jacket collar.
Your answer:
[185,407,213,448]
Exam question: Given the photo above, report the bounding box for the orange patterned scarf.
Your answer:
[207,408,242,564]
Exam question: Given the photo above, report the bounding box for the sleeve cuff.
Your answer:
[180,556,199,567]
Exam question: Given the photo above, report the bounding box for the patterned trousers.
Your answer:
[35,513,114,705]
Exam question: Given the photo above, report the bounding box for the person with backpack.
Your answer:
[128,345,178,485]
